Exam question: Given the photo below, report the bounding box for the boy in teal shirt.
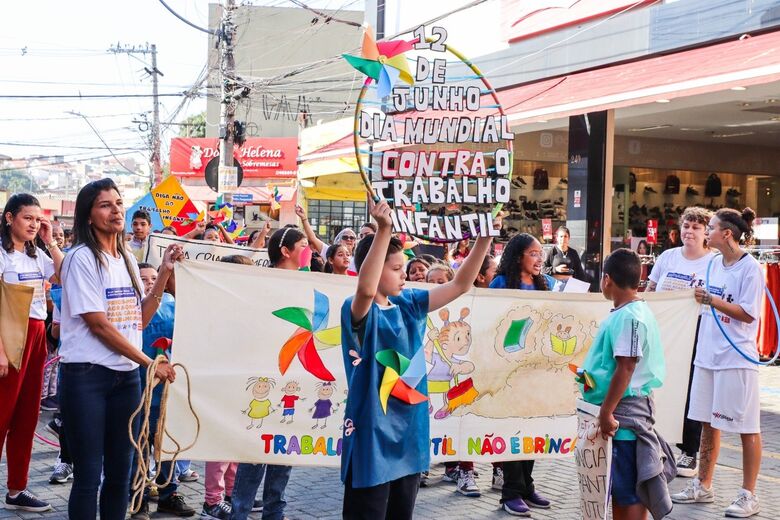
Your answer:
[580,248,674,520]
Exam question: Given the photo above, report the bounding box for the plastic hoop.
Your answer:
[704,253,780,365]
[352,38,514,243]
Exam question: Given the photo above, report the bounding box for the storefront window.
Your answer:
[308,200,367,242]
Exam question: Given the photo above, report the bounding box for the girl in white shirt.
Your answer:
[646,207,714,478]
[672,207,764,518]
[58,179,182,519]
[0,193,64,512]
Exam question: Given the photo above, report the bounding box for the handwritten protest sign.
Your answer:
[165,261,697,467]
[346,25,513,242]
[576,401,612,520]
[144,234,269,268]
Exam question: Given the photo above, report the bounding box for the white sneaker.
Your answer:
[456,470,481,497]
[670,478,715,504]
[725,489,760,518]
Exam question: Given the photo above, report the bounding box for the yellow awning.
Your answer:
[304,186,367,202]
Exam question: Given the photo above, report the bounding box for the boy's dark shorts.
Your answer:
[611,439,641,506]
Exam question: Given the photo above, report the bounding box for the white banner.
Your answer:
[576,401,612,520]
[165,261,698,466]
[144,233,269,268]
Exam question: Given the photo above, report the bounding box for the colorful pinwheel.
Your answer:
[272,290,341,381]
[376,347,428,414]
[343,25,415,98]
[270,186,282,211]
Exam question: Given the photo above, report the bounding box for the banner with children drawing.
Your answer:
[165,260,699,466]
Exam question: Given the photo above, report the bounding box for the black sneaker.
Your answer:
[441,465,459,483]
[45,418,61,439]
[5,490,52,512]
[201,500,231,520]
[49,462,73,484]
[224,495,262,512]
[686,186,700,196]
[40,396,58,411]
[157,493,195,516]
[419,470,430,488]
[676,453,698,478]
[644,185,658,194]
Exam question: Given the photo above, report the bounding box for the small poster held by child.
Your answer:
[576,401,612,520]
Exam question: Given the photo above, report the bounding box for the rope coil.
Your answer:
[128,355,200,514]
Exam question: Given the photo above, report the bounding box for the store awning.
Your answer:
[182,185,297,205]
[503,30,780,125]
[299,30,780,160]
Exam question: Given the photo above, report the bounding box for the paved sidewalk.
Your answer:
[3,367,780,519]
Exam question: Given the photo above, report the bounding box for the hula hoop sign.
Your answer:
[344,25,514,243]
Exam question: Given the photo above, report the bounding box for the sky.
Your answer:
[0,0,362,169]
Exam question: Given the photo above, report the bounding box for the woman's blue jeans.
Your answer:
[60,363,141,519]
[230,463,292,520]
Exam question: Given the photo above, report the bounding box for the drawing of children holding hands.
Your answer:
[243,377,276,429]
[310,381,338,429]
[279,380,304,424]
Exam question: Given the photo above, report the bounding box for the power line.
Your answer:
[66,111,148,178]
[0,92,200,99]
[0,142,144,151]
[0,151,143,173]
[157,0,217,35]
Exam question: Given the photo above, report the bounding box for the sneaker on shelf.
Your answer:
[456,470,481,497]
[178,468,200,482]
[49,462,74,484]
[676,452,698,478]
[442,465,460,483]
[130,500,151,520]
[45,418,61,439]
[525,491,551,509]
[502,497,531,517]
[644,185,658,194]
[686,186,700,196]
[419,470,430,488]
[201,500,232,520]
[157,493,196,516]
[492,466,504,490]
[725,489,760,518]
[4,490,52,512]
[671,478,714,504]
[40,396,58,411]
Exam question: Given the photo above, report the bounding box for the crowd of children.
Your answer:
[0,181,768,519]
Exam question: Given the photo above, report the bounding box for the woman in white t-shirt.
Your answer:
[672,207,764,518]
[646,207,714,479]
[58,179,182,519]
[0,193,64,512]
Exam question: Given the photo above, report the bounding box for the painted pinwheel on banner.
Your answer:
[342,25,415,99]
[272,290,341,382]
[376,347,428,414]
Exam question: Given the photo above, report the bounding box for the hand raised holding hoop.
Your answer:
[368,195,393,230]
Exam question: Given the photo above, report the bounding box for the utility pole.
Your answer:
[108,42,163,187]
[218,0,238,206]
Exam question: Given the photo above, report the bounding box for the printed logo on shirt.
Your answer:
[705,285,734,323]
[16,271,45,306]
[105,286,141,332]
[661,272,704,291]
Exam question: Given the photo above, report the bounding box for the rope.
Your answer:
[704,253,780,365]
[128,355,200,514]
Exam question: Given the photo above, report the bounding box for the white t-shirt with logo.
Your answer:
[648,247,715,292]
[0,245,55,320]
[59,245,144,371]
[696,253,763,371]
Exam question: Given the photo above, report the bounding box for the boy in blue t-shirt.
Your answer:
[340,199,493,520]
[580,248,674,520]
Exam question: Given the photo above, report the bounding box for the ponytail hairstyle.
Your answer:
[267,225,305,267]
[71,178,143,301]
[495,233,549,291]
[1,193,41,258]
[715,207,755,246]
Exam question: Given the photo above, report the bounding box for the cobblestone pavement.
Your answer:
[3,367,780,519]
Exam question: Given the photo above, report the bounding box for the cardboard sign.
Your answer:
[170,137,298,179]
[647,219,658,245]
[351,25,512,241]
[575,402,612,520]
[145,233,269,268]
[125,177,199,235]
